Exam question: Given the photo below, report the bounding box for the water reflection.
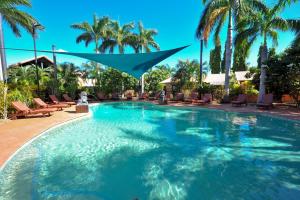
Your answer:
[1,102,300,200]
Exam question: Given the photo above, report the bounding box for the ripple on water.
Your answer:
[1,102,300,200]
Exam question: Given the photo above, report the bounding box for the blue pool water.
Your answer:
[1,102,300,200]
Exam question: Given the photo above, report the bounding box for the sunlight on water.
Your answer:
[1,102,300,200]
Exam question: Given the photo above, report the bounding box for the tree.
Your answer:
[144,65,174,93]
[57,63,81,98]
[233,40,250,71]
[100,67,137,95]
[209,44,222,74]
[131,22,160,53]
[172,60,200,92]
[196,0,246,99]
[81,61,103,90]
[235,0,300,103]
[71,14,111,53]
[131,21,160,94]
[0,0,42,80]
[99,21,135,53]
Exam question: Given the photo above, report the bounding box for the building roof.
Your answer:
[235,71,253,82]
[204,71,253,85]
[204,74,226,85]
[10,56,53,67]
[160,77,198,84]
[160,71,253,86]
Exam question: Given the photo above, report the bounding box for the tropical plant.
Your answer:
[0,81,8,119]
[196,0,247,99]
[130,21,160,94]
[8,65,50,90]
[81,61,103,90]
[235,0,300,103]
[0,0,42,80]
[144,65,174,93]
[99,21,135,53]
[57,63,81,98]
[232,40,250,71]
[131,21,160,53]
[265,46,300,105]
[71,14,111,53]
[100,67,137,95]
[172,60,201,92]
[209,40,222,74]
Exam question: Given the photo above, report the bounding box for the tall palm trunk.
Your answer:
[141,46,145,94]
[0,14,7,81]
[224,9,233,100]
[258,36,268,103]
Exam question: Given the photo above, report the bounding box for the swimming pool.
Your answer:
[1,102,300,200]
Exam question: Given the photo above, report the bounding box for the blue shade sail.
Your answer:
[55,46,189,78]
[4,46,189,78]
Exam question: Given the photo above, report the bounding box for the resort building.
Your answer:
[204,71,253,86]
[9,55,54,68]
[161,71,253,86]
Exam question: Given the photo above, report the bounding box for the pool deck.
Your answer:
[0,106,88,167]
[0,101,299,168]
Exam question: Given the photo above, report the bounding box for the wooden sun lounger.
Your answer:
[33,98,68,111]
[126,92,133,100]
[184,92,199,103]
[257,94,273,109]
[148,92,160,101]
[111,93,120,100]
[232,94,248,107]
[11,101,57,119]
[193,93,212,105]
[50,95,76,106]
[63,94,76,103]
[169,93,184,103]
[139,93,148,100]
[96,92,108,101]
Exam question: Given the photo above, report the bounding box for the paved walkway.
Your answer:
[0,106,88,167]
[0,101,299,168]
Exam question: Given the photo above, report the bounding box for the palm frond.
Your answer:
[1,7,41,36]
[267,29,279,47]
[269,17,289,31]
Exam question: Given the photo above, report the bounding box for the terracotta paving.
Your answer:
[1,101,299,168]
[0,106,88,167]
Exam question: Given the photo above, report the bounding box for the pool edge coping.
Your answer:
[0,109,94,172]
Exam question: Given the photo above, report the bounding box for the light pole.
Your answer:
[32,22,41,95]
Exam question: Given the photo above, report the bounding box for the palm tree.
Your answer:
[57,63,81,98]
[196,0,259,100]
[99,21,135,54]
[235,0,300,103]
[132,22,160,53]
[132,22,160,93]
[71,14,111,53]
[0,0,41,81]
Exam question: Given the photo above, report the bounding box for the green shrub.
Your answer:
[0,82,8,119]
[7,89,34,108]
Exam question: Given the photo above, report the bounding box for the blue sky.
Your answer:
[3,0,300,68]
